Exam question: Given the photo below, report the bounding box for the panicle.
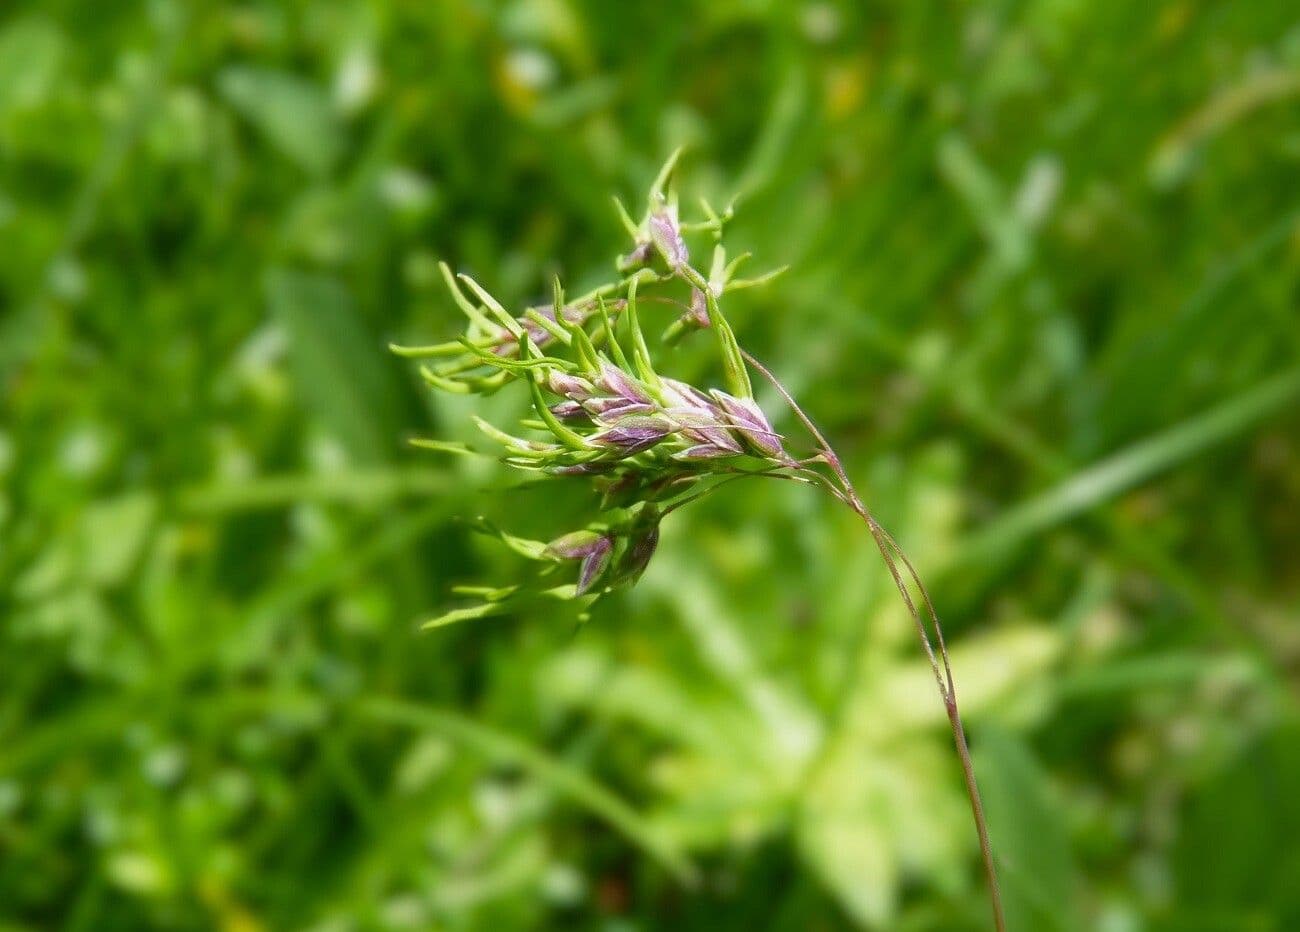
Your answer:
[395,150,792,618]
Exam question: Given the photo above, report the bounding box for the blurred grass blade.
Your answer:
[956,367,1300,564]
[178,468,447,514]
[218,66,343,175]
[937,133,1030,272]
[1151,68,1300,188]
[974,727,1081,932]
[266,269,401,464]
[357,697,698,885]
[81,491,157,586]
[1054,652,1257,700]
[245,502,450,628]
[0,17,65,117]
[1170,722,1300,918]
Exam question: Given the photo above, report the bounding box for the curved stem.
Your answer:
[742,349,1006,932]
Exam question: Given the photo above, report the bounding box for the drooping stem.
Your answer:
[742,349,1007,932]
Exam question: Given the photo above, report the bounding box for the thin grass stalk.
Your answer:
[397,155,1007,930]
[743,348,1006,932]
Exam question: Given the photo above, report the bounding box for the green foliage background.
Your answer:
[2,1,1299,929]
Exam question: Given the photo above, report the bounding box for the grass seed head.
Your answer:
[392,152,790,622]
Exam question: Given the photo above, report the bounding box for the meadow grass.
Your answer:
[2,2,1299,929]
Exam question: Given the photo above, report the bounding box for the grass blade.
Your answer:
[358,696,698,885]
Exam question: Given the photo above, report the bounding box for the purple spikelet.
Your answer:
[576,536,613,594]
[596,360,651,405]
[592,415,672,456]
[711,390,785,458]
[648,205,688,270]
[547,371,595,400]
[544,530,614,594]
[620,523,660,581]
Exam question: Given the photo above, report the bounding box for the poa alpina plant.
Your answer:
[392,151,1006,931]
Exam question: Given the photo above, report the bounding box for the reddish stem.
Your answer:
[742,349,1006,932]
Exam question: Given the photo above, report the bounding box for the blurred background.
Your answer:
[2,1,1299,929]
